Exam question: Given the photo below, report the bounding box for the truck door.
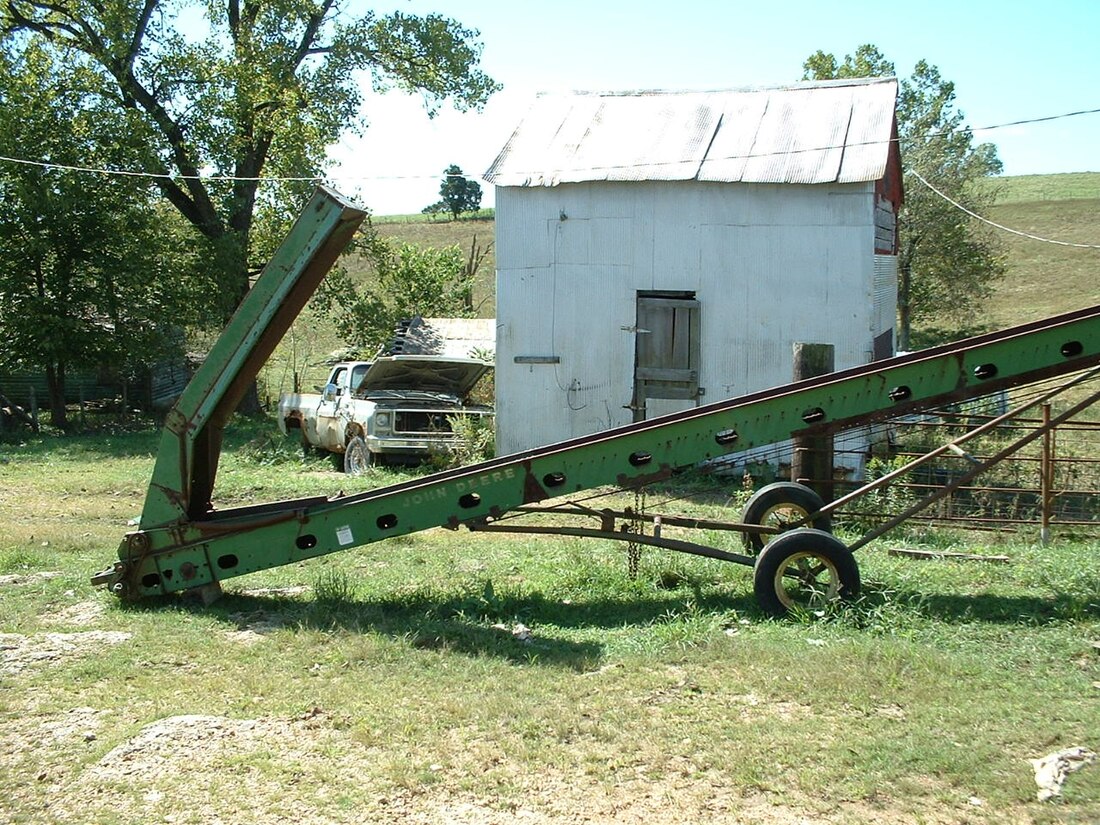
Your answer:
[631,292,701,422]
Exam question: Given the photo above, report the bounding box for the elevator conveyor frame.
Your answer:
[90,188,1100,615]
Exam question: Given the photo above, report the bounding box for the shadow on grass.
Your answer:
[118,584,761,671]
[852,578,1100,626]
[895,589,1099,623]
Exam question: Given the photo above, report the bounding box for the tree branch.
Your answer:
[126,0,158,73]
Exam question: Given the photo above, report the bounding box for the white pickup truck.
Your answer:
[279,355,493,473]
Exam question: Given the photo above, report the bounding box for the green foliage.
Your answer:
[433,164,483,219]
[311,232,476,354]
[0,41,217,429]
[0,1,499,329]
[838,455,919,533]
[425,413,496,471]
[803,44,1006,350]
[312,566,357,606]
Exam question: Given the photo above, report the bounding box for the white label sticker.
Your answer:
[336,525,354,546]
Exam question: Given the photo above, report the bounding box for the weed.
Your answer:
[425,413,495,470]
[312,566,356,605]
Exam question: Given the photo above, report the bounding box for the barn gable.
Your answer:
[488,78,902,468]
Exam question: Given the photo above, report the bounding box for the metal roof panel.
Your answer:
[485,78,898,187]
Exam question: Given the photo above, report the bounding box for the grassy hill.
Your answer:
[981,172,1100,329]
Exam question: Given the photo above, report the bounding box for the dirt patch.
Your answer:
[0,630,132,674]
[41,709,356,824]
[48,599,107,626]
[85,714,308,781]
[224,609,290,644]
[0,570,61,586]
[237,585,312,599]
[15,708,1042,825]
[39,706,111,743]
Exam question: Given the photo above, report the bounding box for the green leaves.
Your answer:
[803,44,1005,349]
[0,41,220,426]
[2,0,498,320]
[311,232,476,355]
[436,165,483,220]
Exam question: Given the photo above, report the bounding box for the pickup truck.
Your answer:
[279,351,493,473]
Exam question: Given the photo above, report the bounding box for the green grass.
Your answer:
[1,422,1098,823]
[983,195,1100,330]
[986,172,1100,204]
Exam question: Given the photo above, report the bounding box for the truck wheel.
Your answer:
[741,481,831,554]
[300,435,316,457]
[753,529,860,617]
[343,436,372,475]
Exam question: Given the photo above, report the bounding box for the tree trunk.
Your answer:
[44,361,68,430]
[216,228,265,415]
[897,261,912,352]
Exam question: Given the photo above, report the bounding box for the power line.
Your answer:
[0,106,1096,186]
[910,170,1100,249]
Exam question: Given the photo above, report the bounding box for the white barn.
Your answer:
[485,77,903,461]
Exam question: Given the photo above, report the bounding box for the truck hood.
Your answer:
[358,355,491,397]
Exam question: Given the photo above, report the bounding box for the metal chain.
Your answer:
[626,486,646,579]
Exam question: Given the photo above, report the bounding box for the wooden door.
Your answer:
[631,294,700,422]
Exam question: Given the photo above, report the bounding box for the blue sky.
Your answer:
[329,0,1100,214]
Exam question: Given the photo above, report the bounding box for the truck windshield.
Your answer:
[350,363,371,393]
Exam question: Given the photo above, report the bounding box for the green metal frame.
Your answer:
[92,188,1100,599]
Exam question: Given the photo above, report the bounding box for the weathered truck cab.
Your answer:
[279,320,494,472]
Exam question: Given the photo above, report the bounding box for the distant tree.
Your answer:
[438,165,483,219]
[0,42,214,429]
[804,45,1005,349]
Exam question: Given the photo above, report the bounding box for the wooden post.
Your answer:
[1040,403,1053,545]
[29,386,38,432]
[791,343,835,501]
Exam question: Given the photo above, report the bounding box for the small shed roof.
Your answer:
[383,317,496,360]
[484,77,898,188]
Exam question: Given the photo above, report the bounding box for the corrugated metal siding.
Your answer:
[486,78,898,189]
[873,254,898,338]
[494,181,880,459]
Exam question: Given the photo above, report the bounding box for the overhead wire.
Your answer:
[0,105,1097,245]
[909,170,1100,249]
[0,105,1096,185]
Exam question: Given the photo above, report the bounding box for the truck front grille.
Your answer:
[393,410,490,436]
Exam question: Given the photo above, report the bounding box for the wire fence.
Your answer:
[792,376,1100,535]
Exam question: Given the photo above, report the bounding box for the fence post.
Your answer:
[1040,403,1054,545]
[29,386,38,432]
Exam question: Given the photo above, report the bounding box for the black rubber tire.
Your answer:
[741,481,831,553]
[752,529,860,618]
[300,435,316,457]
[342,435,372,475]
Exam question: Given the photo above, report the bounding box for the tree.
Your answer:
[0,42,214,429]
[311,232,478,355]
[438,164,483,219]
[804,45,1005,349]
[2,1,499,407]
